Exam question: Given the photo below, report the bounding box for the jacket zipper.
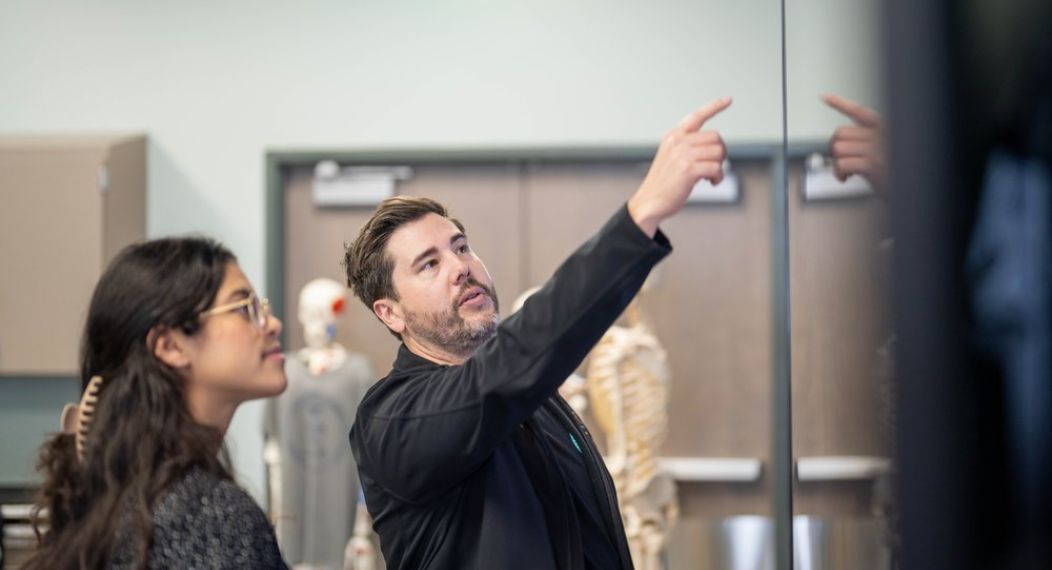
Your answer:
[547,397,634,570]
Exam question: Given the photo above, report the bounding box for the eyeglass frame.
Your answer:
[199,294,271,329]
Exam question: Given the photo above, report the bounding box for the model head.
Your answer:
[298,277,347,349]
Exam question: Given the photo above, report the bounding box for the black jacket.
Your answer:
[349,205,671,569]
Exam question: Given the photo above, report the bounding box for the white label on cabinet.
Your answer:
[98,165,110,194]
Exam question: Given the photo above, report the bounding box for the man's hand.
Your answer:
[628,97,732,237]
[822,94,886,192]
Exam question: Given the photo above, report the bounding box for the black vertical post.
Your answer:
[773,0,795,565]
[770,148,794,569]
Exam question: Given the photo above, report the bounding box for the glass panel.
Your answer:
[784,0,894,568]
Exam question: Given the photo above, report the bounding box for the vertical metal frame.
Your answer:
[770,148,793,570]
[773,0,794,564]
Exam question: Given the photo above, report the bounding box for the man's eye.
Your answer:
[423,260,437,270]
[457,244,470,254]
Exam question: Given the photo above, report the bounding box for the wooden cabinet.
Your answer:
[0,134,146,376]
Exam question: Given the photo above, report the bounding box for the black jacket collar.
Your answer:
[392,343,444,374]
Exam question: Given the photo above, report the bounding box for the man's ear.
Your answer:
[373,299,406,335]
[149,326,192,370]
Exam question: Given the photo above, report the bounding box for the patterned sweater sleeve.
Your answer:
[144,471,289,569]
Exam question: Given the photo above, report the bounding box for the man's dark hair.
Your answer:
[343,196,465,337]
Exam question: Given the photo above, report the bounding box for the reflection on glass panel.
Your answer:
[787,0,893,567]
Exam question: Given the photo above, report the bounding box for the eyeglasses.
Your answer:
[199,294,271,329]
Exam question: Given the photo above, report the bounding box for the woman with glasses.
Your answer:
[24,237,289,569]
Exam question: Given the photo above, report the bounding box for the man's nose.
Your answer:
[450,255,471,285]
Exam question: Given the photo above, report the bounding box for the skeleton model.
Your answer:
[264,278,381,570]
[266,278,350,544]
[344,495,377,570]
[585,294,678,570]
[297,278,350,376]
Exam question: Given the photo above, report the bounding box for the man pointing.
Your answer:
[345,97,733,569]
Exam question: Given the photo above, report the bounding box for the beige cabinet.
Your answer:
[0,134,146,375]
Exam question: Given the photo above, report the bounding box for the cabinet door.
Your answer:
[0,136,145,376]
[0,145,104,375]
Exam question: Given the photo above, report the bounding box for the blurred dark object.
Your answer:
[889,0,1052,568]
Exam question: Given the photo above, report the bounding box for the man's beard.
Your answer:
[403,279,500,357]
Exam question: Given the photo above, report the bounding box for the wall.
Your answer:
[0,0,789,501]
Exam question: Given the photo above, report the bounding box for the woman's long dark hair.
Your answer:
[25,237,237,569]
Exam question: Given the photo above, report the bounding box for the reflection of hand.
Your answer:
[629,97,732,237]
[822,94,886,193]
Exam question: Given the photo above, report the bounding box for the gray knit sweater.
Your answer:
[110,468,288,569]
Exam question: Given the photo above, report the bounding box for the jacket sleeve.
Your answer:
[353,204,671,504]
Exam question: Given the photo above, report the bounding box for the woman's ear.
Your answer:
[149,326,192,370]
